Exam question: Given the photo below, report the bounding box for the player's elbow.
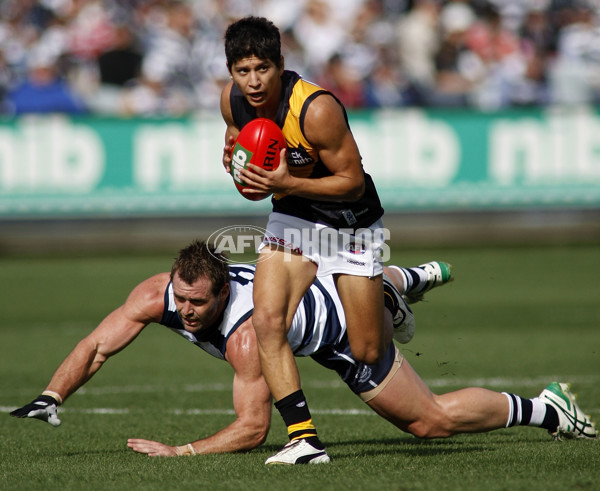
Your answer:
[77,337,106,366]
[345,178,365,201]
[252,427,269,448]
[242,422,270,450]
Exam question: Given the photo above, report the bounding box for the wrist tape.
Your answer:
[42,390,63,405]
[175,443,196,456]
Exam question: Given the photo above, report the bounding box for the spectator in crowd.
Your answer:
[345,0,414,107]
[549,2,600,104]
[4,49,88,115]
[292,0,349,77]
[395,0,442,105]
[0,50,13,112]
[317,53,367,108]
[520,2,557,55]
[126,0,203,115]
[431,0,482,106]
[84,23,143,115]
[364,43,417,107]
[462,1,523,109]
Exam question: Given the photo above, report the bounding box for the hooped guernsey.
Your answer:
[160,265,397,396]
[230,70,384,229]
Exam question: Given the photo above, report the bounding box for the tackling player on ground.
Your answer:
[10,241,597,464]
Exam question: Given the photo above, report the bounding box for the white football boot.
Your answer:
[539,382,598,440]
[265,438,331,465]
[400,261,454,305]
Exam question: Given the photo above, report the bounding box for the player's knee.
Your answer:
[351,342,386,365]
[251,306,286,337]
[405,403,454,438]
[407,418,451,439]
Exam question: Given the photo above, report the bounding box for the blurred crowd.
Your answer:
[1,0,600,116]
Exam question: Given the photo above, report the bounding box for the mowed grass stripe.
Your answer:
[4,374,599,398]
[4,406,600,417]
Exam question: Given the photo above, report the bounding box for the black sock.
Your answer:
[275,389,321,445]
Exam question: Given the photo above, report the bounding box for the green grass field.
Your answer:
[1,244,599,490]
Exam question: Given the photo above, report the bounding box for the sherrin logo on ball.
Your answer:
[230,118,287,201]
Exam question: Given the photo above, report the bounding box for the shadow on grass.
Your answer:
[335,437,490,459]
[257,436,492,461]
[60,449,128,457]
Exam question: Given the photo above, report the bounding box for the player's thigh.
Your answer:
[334,273,384,340]
[253,246,318,327]
[366,359,437,430]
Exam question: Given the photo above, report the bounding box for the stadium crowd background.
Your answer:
[1,0,599,116]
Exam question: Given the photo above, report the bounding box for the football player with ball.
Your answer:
[220,16,390,465]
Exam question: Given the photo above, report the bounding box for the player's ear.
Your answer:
[279,56,285,73]
[219,282,230,301]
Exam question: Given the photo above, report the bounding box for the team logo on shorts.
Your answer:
[357,366,372,384]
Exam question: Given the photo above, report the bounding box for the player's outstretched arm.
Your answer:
[128,320,272,456]
[10,273,168,426]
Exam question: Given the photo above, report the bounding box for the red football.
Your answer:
[230,118,286,201]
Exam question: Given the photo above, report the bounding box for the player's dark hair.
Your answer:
[224,16,281,69]
[171,240,229,295]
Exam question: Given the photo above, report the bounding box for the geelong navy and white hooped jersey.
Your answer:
[159,264,396,395]
[160,265,255,360]
[160,264,346,360]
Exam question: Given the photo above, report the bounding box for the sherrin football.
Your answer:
[230,118,286,201]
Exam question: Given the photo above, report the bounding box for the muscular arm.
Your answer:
[240,94,366,201]
[44,274,169,402]
[220,82,239,174]
[127,319,272,456]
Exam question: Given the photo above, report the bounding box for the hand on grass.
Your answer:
[127,438,178,457]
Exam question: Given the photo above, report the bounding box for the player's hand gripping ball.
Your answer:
[230,118,286,201]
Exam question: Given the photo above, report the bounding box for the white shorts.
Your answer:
[259,212,387,277]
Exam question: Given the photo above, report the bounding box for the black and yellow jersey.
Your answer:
[229,70,384,229]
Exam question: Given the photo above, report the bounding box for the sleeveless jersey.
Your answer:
[160,264,346,359]
[229,70,384,229]
[159,264,396,395]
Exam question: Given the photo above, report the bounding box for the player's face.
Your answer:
[172,273,229,334]
[229,56,283,113]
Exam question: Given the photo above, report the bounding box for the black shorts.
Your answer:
[310,337,399,399]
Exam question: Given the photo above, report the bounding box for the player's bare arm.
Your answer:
[240,94,365,201]
[44,273,168,402]
[10,273,168,426]
[220,82,239,173]
[128,319,272,456]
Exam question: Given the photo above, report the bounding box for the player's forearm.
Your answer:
[44,339,102,402]
[286,173,365,201]
[185,420,268,455]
